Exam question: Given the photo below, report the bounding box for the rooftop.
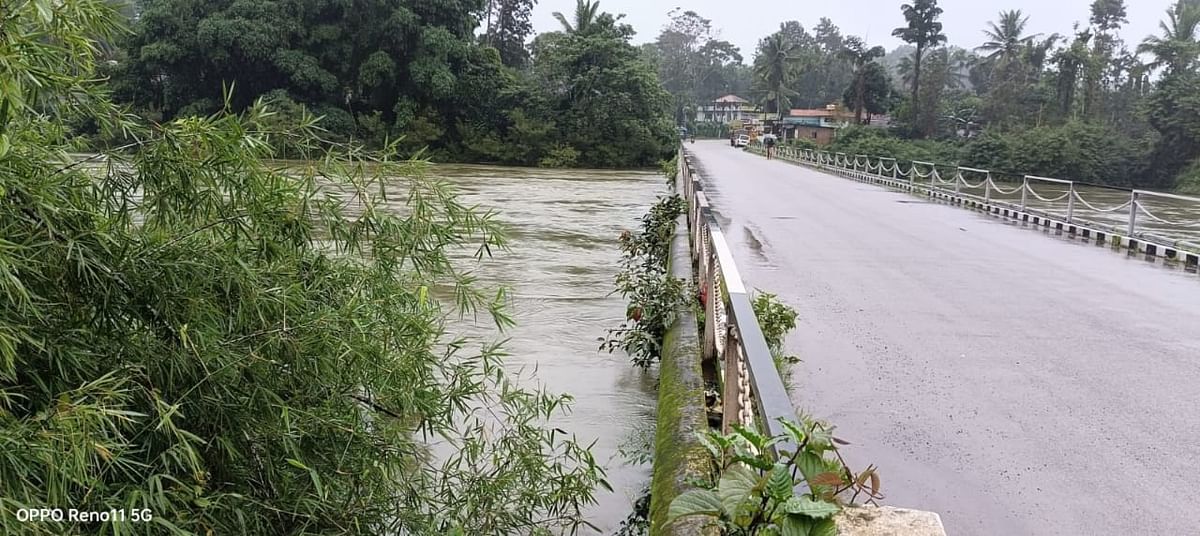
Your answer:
[714,94,750,104]
[789,109,836,118]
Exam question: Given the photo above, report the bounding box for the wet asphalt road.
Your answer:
[686,141,1200,535]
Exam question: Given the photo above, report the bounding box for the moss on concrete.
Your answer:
[648,212,712,536]
[648,322,709,535]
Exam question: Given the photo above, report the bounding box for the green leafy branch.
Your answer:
[602,194,687,368]
[666,418,882,535]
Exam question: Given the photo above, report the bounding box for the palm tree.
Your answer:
[754,33,801,121]
[1138,0,1200,75]
[840,37,886,123]
[892,0,947,137]
[978,10,1038,65]
[553,0,600,35]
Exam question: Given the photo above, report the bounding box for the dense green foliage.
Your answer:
[109,0,675,168]
[666,420,882,535]
[652,0,1200,190]
[603,193,687,368]
[2,2,609,534]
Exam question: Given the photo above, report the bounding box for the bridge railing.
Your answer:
[769,146,1200,255]
[679,150,797,450]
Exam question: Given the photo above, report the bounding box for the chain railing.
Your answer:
[759,146,1200,259]
[679,150,798,450]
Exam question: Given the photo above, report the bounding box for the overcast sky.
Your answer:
[530,0,1177,58]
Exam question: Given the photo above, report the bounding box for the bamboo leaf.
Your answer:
[33,0,53,23]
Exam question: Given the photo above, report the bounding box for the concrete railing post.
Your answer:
[1066,183,1076,223]
[1020,177,1029,212]
[721,326,742,434]
[702,253,717,363]
[984,173,992,204]
[1128,191,1140,236]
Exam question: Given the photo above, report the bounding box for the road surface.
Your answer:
[687,140,1200,535]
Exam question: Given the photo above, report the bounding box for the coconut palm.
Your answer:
[977,10,1039,65]
[840,36,887,123]
[892,0,947,137]
[753,33,802,120]
[1138,0,1200,74]
[553,0,600,35]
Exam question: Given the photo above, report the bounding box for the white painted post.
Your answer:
[984,174,992,204]
[1066,183,1076,223]
[1020,177,1029,212]
[1128,191,1139,236]
[954,171,962,198]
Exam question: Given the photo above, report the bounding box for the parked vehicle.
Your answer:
[731,129,748,147]
[735,135,750,147]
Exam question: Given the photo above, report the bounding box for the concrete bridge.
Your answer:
[654,140,1200,535]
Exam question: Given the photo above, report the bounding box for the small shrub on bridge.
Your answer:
[752,292,801,392]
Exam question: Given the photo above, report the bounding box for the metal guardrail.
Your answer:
[768,145,1200,258]
[678,150,797,448]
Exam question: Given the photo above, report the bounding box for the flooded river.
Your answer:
[432,163,664,532]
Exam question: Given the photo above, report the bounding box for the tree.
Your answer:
[553,0,601,35]
[2,2,610,534]
[754,33,802,120]
[1055,28,1094,119]
[840,37,887,123]
[532,7,676,167]
[975,11,1047,128]
[488,0,538,67]
[1138,0,1200,75]
[1082,0,1129,118]
[892,0,947,137]
[117,0,495,142]
[978,10,1036,65]
[652,9,744,125]
[842,62,896,123]
[1143,1,1200,185]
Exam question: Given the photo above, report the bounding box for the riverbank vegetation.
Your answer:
[94,0,677,168]
[654,0,1200,191]
[603,194,687,368]
[2,2,609,533]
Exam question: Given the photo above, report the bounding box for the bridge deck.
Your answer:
[687,140,1200,535]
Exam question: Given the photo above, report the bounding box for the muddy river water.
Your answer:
[431,163,665,532]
